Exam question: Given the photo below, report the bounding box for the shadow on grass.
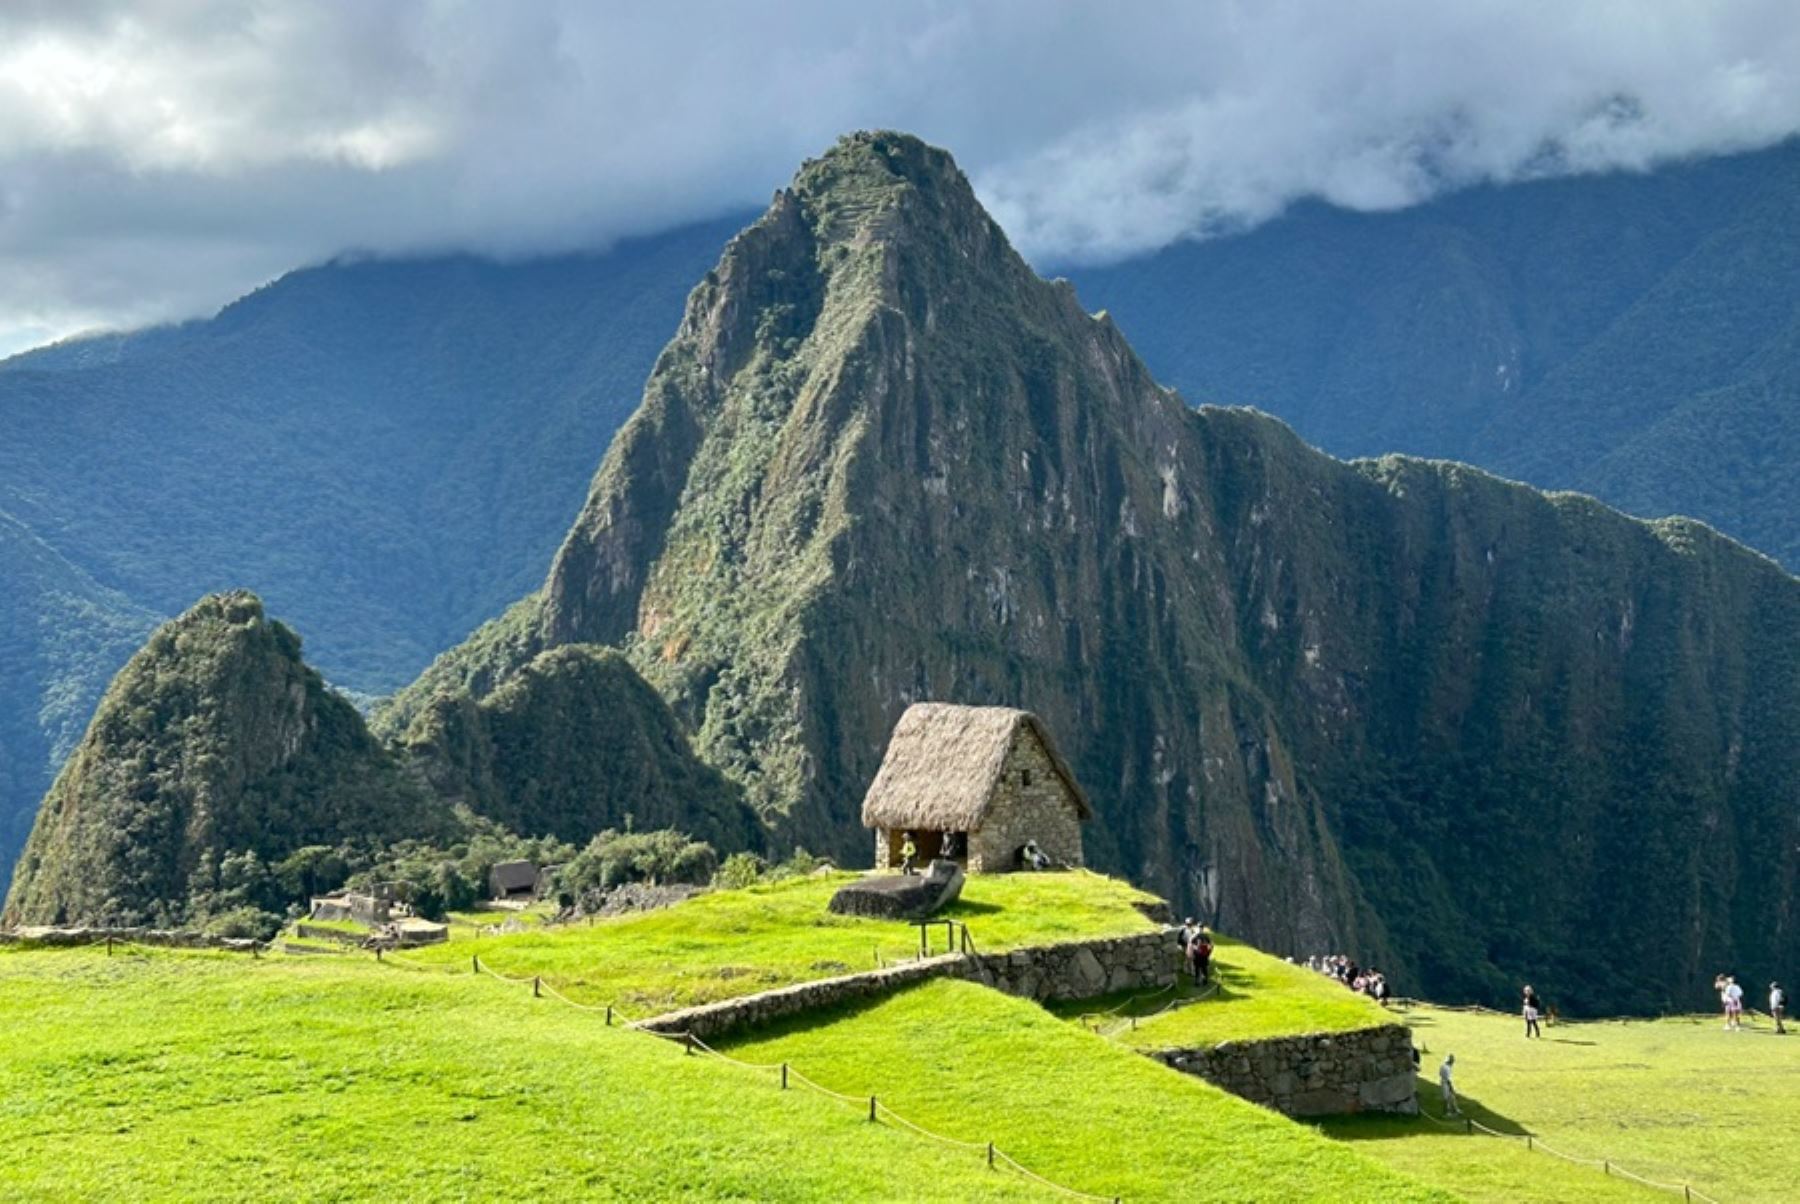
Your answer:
[1318,1078,1531,1143]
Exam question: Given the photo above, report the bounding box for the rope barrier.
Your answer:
[1420,1106,1716,1199]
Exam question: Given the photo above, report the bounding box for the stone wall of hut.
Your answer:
[968,727,1085,872]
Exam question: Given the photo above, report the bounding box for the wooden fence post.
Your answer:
[605,1005,613,1027]
[533,975,542,998]
[472,954,480,974]
[781,1063,789,1090]
[869,1095,877,1123]
[987,1142,995,1168]
[684,1033,694,1056]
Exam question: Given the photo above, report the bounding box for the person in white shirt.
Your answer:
[1724,977,1745,1030]
[1438,1054,1459,1116]
[1771,982,1787,1035]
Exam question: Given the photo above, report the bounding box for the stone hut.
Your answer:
[862,703,1091,873]
[489,860,541,901]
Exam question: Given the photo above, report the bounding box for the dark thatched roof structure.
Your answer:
[859,703,1092,832]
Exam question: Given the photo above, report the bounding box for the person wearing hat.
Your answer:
[1772,982,1788,1035]
[1438,1054,1460,1117]
[899,832,918,876]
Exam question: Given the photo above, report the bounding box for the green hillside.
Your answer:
[0,947,1041,1203]
[726,978,1447,1203]
[5,868,1793,1201]
[1069,139,1800,569]
[400,869,1161,1013]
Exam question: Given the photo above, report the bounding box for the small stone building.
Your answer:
[489,860,541,901]
[861,703,1091,873]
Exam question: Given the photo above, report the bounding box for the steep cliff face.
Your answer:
[3,592,438,927]
[418,133,1800,1010]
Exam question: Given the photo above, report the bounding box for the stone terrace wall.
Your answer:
[635,954,964,1041]
[637,929,1180,1041]
[1150,1023,1418,1117]
[963,929,1179,1001]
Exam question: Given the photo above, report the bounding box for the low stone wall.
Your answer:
[635,954,963,1041]
[962,929,1180,1001]
[1149,1023,1418,1117]
[636,929,1180,1041]
[0,925,266,953]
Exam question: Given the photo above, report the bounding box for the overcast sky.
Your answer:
[4,0,1800,357]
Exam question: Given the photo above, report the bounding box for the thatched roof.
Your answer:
[860,703,1093,831]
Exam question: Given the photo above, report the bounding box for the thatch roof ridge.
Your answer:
[859,702,1092,832]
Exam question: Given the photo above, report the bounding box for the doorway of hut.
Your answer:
[884,828,962,869]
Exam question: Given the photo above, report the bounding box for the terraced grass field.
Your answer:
[724,978,1450,1203]
[1082,936,1391,1047]
[0,945,1044,1203]
[1326,1003,1800,1204]
[399,869,1162,1014]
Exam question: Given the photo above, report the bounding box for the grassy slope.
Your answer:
[401,870,1161,1014]
[0,946,1041,1203]
[1328,1004,1800,1204]
[725,979,1450,1203]
[1105,936,1391,1047]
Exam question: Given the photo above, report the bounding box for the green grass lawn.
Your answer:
[398,870,1161,1015]
[1099,936,1391,1048]
[724,978,1449,1202]
[1322,1004,1800,1204]
[0,945,1045,1202]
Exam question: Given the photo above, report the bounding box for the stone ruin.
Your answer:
[827,859,965,920]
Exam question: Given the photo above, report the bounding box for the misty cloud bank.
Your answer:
[3,0,1798,354]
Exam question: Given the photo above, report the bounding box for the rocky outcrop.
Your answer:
[1151,1024,1419,1118]
[827,862,964,919]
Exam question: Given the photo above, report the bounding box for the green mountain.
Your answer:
[395,643,756,850]
[2,592,438,928]
[404,132,1800,1013]
[0,217,744,892]
[1067,138,1800,568]
[4,591,753,930]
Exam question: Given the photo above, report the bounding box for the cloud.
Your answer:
[3,0,1799,352]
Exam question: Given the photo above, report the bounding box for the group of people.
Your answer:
[1306,954,1390,1004]
[1714,974,1787,1033]
[1177,918,1215,984]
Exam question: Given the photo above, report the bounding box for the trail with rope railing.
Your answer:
[445,950,1124,1202]
[1416,1105,1722,1202]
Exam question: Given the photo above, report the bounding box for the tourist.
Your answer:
[1438,1054,1460,1117]
[1771,982,1787,1035]
[899,832,918,876]
[1191,926,1214,985]
[1522,985,1542,1039]
[1020,839,1051,871]
[1178,916,1200,957]
[1725,976,1745,1031]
